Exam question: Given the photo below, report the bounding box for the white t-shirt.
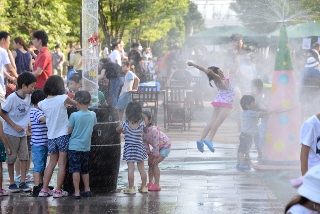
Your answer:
[38,94,69,139]
[300,115,320,170]
[2,92,32,137]
[239,63,257,93]
[0,47,10,95]
[103,47,109,58]
[119,71,137,97]
[286,204,318,214]
[109,49,121,66]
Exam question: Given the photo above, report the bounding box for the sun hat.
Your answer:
[305,57,319,68]
[297,165,320,203]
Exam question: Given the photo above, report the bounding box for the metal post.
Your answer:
[82,0,99,107]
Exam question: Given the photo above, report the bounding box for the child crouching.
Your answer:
[142,111,172,191]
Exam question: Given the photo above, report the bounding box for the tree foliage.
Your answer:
[183,1,205,37]
[230,0,310,34]
[1,0,194,54]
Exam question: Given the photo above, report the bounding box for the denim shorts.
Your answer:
[116,92,132,110]
[48,135,69,154]
[159,148,171,158]
[31,145,48,173]
[68,150,90,174]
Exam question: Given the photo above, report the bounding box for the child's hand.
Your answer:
[187,62,194,67]
[13,125,24,133]
[148,156,153,166]
[6,148,12,155]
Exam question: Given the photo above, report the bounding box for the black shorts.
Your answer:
[68,150,90,174]
[238,133,258,154]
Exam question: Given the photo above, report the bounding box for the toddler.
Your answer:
[116,102,148,194]
[142,111,171,191]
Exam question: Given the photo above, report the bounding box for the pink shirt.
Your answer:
[142,126,172,158]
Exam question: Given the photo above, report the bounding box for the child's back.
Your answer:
[38,94,69,139]
[69,110,97,151]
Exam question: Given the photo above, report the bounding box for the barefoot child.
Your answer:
[116,101,148,194]
[187,61,235,153]
[142,111,171,191]
[38,75,77,197]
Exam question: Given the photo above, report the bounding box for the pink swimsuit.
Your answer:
[211,78,235,109]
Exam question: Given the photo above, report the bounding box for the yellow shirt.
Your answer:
[70,53,82,70]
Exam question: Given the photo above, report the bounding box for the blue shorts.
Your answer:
[31,145,48,173]
[68,150,89,174]
[48,135,69,154]
[159,148,171,158]
[116,92,132,110]
[0,141,6,162]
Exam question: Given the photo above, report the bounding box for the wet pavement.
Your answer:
[0,99,301,214]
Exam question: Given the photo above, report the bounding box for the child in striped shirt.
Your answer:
[30,90,48,196]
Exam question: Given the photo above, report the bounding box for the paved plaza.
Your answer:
[0,98,301,214]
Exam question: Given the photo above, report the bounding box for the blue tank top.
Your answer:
[15,49,31,74]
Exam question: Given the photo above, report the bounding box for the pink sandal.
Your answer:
[148,184,161,191]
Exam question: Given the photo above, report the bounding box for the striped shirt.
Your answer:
[30,108,48,146]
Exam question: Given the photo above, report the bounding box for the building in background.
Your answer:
[191,0,242,28]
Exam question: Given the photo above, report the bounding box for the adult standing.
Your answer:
[128,43,142,74]
[69,46,82,73]
[224,33,244,133]
[108,42,122,66]
[51,44,65,77]
[103,42,109,58]
[310,42,320,62]
[31,30,52,89]
[0,31,18,105]
[12,37,32,75]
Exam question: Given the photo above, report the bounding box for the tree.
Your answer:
[183,1,205,37]
[4,0,72,49]
[98,0,189,53]
[230,0,309,34]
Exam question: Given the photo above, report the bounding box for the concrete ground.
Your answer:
[0,96,301,214]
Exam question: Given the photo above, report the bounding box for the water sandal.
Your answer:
[203,139,215,153]
[196,140,204,153]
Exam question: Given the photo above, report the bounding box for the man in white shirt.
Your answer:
[108,42,122,66]
[0,31,18,106]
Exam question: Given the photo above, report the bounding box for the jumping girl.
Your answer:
[187,62,235,153]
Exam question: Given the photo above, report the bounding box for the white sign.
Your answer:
[302,38,311,49]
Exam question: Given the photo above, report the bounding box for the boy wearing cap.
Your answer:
[68,91,97,199]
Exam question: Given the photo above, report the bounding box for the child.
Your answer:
[0,72,37,192]
[187,61,235,153]
[68,91,97,199]
[116,101,148,194]
[250,79,268,161]
[142,111,171,191]
[38,75,77,198]
[0,118,12,196]
[300,113,320,176]
[29,90,48,196]
[68,73,106,106]
[116,61,140,121]
[285,165,320,213]
[67,73,82,99]
[236,95,269,170]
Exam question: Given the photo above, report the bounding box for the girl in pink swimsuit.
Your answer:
[187,62,235,153]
